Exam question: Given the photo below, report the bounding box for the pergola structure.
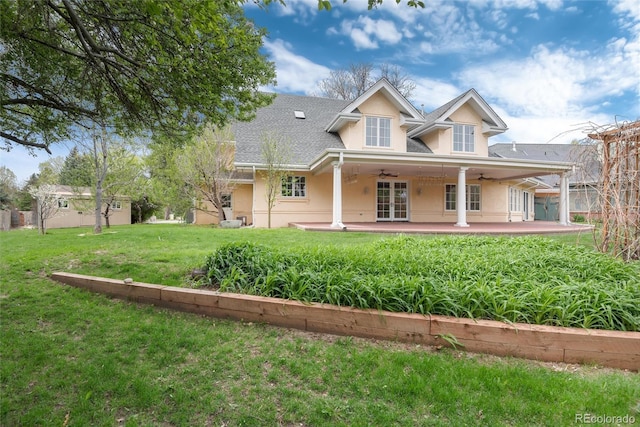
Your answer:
[588,120,640,260]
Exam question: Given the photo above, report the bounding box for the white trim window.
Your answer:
[365,117,391,148]
[281,176,307,198]
[453,124,475,153]
[468,184,481,211]
[445,184,481,211]
[112,200,122,210]
[445,184,457,211]
[509,187,521,212]
[221,194,232,208]
[57,198,69,209]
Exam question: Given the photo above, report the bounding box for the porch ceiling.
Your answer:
[310,150,574,183]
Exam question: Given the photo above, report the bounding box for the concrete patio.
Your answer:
[290,221,594,235]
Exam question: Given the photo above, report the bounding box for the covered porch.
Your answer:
[290,221,594,235]
[310,150,576,229]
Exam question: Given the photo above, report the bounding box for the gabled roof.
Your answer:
[233,90,433,167]
[233,82,507,169]
[408,89,508,138]
[325,78,424,132]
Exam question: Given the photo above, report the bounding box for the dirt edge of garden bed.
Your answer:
[51,272,639,371]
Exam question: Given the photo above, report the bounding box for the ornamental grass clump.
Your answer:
[202,235,640,331]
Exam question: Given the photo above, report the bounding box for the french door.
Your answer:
[377,181,409,221]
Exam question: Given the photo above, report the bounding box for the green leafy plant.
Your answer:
[203,235,640,331]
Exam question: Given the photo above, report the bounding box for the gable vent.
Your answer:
[294,110,306,119]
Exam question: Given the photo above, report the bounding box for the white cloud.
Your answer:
[493,110,612,144]
[457,33,640,119]
[262,39,331,95]
[334,16,402,50]
[349,28,378,50]
[490,0,562,11]
[258,0,320,23]
[459,45,590,117]
[410,78,463,111]
[411,4,503,55]
[611,0,640,21]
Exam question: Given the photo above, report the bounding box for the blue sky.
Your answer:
[244,0,639,139]
[2,0,638,184]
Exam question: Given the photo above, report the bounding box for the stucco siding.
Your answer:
[251,172,333,228]
[46,198,131,229]
[339,93,408,153]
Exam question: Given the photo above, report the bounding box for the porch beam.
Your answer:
[455,167,469,227]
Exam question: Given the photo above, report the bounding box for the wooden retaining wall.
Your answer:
[51,272,640,371]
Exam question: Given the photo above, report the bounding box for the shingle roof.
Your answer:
[489,143,600,185]
[422,91,467,123]
[407,137,433,154]
[232,94,348,165]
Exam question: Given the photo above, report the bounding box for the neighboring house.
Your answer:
[195,79,574,228]
[489,143,601,221]
[44,185,131,229]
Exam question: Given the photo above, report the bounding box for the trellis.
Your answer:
[588,120,640,260]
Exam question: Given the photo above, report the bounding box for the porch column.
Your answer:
[559,172,570,225]
[455,167,469,227]
[331,155,346,229]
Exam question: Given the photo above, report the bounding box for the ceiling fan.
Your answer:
[478,173,493,181]
[378,169,399,179]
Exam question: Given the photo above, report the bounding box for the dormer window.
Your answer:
[366,117,391,148]
[453,124,475,153]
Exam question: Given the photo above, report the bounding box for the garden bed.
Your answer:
[202,236,640,332]
[51,272,640,370]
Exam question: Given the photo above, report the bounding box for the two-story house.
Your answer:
[193,78,575,228]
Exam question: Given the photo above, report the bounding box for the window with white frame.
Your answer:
[365,117,391,148]
[221,194,231,208]
[445,184,457,211]
[453,124,475,153]
[445,184,481,211]
[467,184,481,211]
[281,176,306,198]
[112,200,122,210]
[509,188,521,212]
[57,198,69,209]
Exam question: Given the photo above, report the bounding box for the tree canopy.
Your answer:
[0,0,276,153]
[59,147,93,187]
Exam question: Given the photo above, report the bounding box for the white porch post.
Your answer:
[455,167,469,227]
[331,153,346,229]
[559,172,570,225]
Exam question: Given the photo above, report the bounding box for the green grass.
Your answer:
[1,225,639,426]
